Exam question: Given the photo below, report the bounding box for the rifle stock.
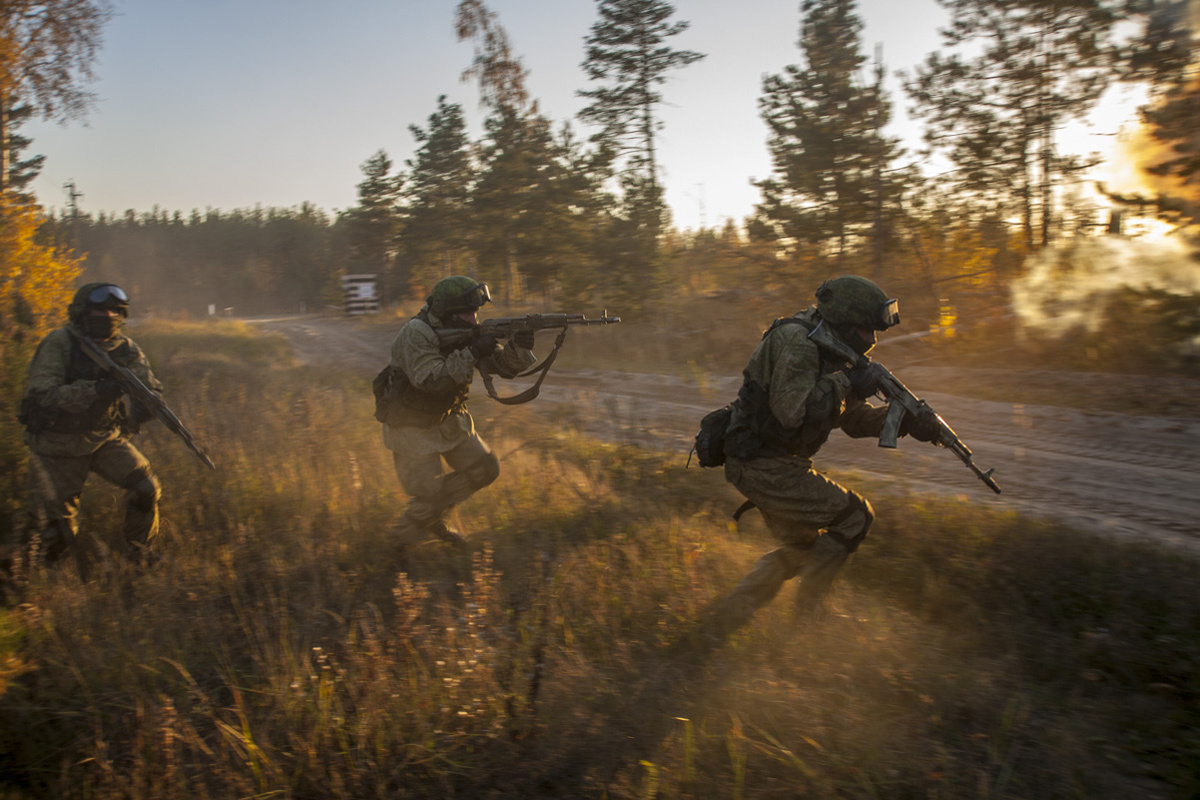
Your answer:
[70,330,216,470]
[807,320,1000,495]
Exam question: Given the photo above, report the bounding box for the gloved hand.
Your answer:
[902,405,941,443]
[845,362,884,400]
[469,333,498,360]
[512,329,535,350]
[94,377,125,403]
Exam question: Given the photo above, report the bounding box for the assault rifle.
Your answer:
[434,311,622,349]
[70,329,217,470]
[807,320,1001,494]
[436,311,621,405]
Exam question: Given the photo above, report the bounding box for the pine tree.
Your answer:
[1117,0,1199,222]
[340,150,402,294]
[905,0,1116,250]
[755,0,907,274]
[2,103,43,202]
[457,0,611,303]
[399,96,476,296]
[577,0,704,229]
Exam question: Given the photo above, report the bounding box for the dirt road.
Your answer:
[259,315,1200,552]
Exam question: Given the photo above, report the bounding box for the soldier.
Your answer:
[17,283,164,566]
[381,276,535,549]
[715,275,938,629]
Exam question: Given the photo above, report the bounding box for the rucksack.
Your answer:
[688,404,732,468]
[372,364,406,425]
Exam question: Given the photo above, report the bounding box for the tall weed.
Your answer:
[0,318,1194,799]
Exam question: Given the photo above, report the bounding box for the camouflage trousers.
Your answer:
[719,454,875,623]
[25,439,161,563]
[391,431,500,545]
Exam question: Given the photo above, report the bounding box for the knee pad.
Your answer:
[465,451,500,490]
[125,469,161,513]
[825,491,874,554]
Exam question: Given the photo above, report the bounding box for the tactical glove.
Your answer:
[902,406,941,443]
[469,333,499,360]
[512,329,535,350]
[845,362,884,400]
[94,377,125,403]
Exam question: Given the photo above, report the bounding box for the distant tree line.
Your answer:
[5,0,1197,327]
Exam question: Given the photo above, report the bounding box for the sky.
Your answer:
[24,0,1147,232]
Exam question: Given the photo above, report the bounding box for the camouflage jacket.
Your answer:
[21,324,163,458]
[725,306,888,460]
[382,307,535,456]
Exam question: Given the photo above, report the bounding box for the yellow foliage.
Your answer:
[0,195,82,337]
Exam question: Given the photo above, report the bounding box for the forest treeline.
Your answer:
[3,0,1199,329]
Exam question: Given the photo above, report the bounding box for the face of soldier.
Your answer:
[84,308,122,340]
[453,310,479,327]
[852,326,877,355]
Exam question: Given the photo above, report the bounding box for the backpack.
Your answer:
[688,404,732,468]
[372,364,406,425]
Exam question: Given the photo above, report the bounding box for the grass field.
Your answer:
[0,318,1197,799]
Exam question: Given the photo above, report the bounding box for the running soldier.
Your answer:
[715,275,939,628]
[379,276,535,549]
[18,283,164,566]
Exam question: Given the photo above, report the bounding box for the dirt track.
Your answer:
[259,315,1200,552]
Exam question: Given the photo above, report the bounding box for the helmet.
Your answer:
[428,276,491,318]
[69,283,130,323]
[815,275,899,331]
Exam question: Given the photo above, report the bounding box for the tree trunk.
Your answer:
[0,87,8,194]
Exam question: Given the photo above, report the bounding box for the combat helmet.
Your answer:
[68,282,130,323]
[815,275,899,331]
[427,276,491,318]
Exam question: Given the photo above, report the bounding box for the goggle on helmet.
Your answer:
[878,298,900,329]
[88,284,130,309]
[459,282,491,310]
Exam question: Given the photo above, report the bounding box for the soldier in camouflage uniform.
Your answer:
[18,283,164,565]
[716,275,938,627]
[382,276,536,548]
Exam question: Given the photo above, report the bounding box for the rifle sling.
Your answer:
[477,327,569,405]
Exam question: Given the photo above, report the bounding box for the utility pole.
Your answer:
[64,180,83,248]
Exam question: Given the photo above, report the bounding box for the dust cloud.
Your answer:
[1011,229,1200,340]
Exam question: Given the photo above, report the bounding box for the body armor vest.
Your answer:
[726,317,830,460]
[385,311,472,427]
[20,333,134,434]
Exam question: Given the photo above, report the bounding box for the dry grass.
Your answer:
[0,318,1196,799]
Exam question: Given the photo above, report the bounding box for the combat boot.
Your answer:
[427,519,468,548]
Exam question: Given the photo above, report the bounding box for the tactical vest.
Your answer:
[725,317,832,460]
[19,332,134,434]
[382,311,472,427]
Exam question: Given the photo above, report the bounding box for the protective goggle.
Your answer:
[460,282,491,309]
[88,284,129,306]
[879,299,900,329]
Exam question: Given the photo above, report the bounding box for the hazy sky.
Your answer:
[25,0,1144,230]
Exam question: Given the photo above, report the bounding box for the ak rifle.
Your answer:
[70,329,217,470]
[807,320,1001,494]
[436,311,621,405]
[434,311,622,349]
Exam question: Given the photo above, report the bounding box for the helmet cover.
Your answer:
[815,275,899,331]
[428,276,491,318]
